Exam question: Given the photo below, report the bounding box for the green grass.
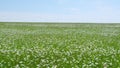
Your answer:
[0,22,120,68]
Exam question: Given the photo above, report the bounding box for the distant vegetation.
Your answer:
[0,22,120,68]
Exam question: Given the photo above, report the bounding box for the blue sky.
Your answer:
[0,0,120,23]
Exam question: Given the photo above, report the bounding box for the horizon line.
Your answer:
[0,21,120,24]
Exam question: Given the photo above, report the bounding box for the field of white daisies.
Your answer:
[0,22,120,68]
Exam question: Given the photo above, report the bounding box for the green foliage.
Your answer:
[0,23,120,68]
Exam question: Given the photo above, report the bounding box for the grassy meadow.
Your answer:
[0,22,120,68]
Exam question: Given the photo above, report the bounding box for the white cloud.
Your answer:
[0,12,75,22]
[0,10,120,23]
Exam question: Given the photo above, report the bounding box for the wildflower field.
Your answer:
[0,22,120,68]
